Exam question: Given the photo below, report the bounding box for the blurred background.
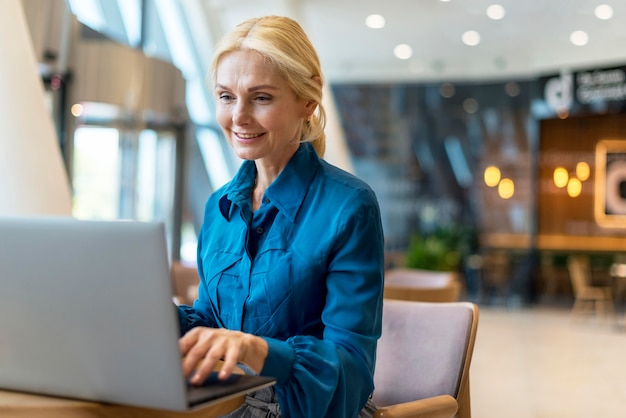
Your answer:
[8,0,626,308]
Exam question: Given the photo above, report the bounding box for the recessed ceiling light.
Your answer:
[486,4,505,20]
[394,44,413,60]
[365,14,385,29]
[505,82,520,97]
[439,83,455,98]
[570,30,589,46]
[462,30,481,46]
[463,98,479,114]
[594,4,614,20]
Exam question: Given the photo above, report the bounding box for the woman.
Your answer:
[177,15,384,418]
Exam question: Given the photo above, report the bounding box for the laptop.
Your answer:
[0,216,275,411]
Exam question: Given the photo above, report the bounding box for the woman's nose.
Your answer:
[232,101,251,125]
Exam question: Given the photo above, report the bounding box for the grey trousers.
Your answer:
[223,386,377,418]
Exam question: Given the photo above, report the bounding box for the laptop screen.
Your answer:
[0,216,192,410]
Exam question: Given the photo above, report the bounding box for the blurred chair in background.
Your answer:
[171,261,200,306]
[479,250,510,305]
[384,268,462,303]
[567,255,615,321]
[538,252,571,302]
[373,300,479,418]
[609,254,626,303]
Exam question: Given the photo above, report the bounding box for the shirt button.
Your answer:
[256,227,264,234]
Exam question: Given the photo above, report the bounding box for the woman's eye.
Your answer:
[219,94,234,102]
[255,96,271,102]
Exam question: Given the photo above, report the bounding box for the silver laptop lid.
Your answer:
[0,216,190,410]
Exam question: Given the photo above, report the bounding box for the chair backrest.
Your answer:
[171,261,200,305]
[373,300,479,410]
[384,268,462,302]
[567,255,591,294]
[481,250,510,285]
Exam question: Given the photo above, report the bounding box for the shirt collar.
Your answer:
[218,142,320,222]
[218,160,256,220]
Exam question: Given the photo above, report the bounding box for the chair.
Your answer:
[384,268,462,303]
[538,252,568,301]
[479,250,510,303]
[373,300,479,418]
[567,255,615,319]
[171,261,200,305]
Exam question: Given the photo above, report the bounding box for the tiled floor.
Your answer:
[470,303,626,418]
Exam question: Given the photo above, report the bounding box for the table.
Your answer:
[0,389,245,418]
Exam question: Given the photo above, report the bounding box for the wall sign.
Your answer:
[542,66,626,115]
[595,139,626,228]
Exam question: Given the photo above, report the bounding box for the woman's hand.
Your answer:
[179,327,269,385]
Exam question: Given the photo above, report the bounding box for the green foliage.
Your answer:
[405,226,473,272]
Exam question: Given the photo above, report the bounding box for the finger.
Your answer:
[182,349,204,379]
[190,349,222,384]
[216,336,243,380]
[178,328,201,356]
[181,334,211,378]
[218,350,239,380]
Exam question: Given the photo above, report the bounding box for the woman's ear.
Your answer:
[311,75,322,87]
[305,99,318,115]
[304,75,322,116]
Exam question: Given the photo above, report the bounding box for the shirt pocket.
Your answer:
[247,250,293,337]
[201,251,242,326]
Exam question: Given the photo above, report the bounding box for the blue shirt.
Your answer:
[178,142,384,418]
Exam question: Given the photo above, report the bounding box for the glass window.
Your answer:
[71,124,178,257]
[67,0,106,32]
[72,126,120,219]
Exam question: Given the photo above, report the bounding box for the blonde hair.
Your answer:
[208,16,326,156]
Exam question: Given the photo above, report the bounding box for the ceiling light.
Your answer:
[570,30,589,46]
[576,161,590,181]
[71,103,84,117]
[553,167,569,188]
[394,44,413,60]
[463,98,479,113]
[365,14,385,29]
[498,178,514,199]
[595,4,614,20]
[505,82,520,97]
[461,30,481,46]
[484,166,501,187]
[486,4,505,20]
[567,178,582,197]
[439,82,455,98]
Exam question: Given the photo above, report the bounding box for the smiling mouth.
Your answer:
[235,132,264,139]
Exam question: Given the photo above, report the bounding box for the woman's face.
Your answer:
[214,50,314,168]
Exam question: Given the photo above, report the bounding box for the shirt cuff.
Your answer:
[260,337,295,385]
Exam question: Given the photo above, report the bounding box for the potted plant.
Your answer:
[404,226,472,272]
